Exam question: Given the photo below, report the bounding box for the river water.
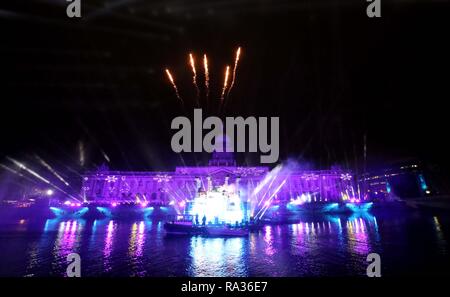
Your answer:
[0,209,449,277]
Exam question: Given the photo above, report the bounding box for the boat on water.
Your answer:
[164,221,250,237]
[204,225,249,236]
[164,215,250,237]
[164,221,207,235]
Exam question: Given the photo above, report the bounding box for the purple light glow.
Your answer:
[290,198,304,206]
[81,153,358,217]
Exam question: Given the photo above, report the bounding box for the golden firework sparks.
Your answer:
[189,53,196,76]
[189,53,200,102]
[203,54,209,100]
[227,46,241,96]
[165,68,182,103]
[220,65,230,101]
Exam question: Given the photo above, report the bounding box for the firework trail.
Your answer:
[203,54,209,100]
[189,53,200,103]
[220,65,230,101]
[165,69,183,103]
[227,47,241,96]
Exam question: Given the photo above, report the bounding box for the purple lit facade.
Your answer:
[81,152,357,207]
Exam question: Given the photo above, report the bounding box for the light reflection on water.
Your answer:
[103,220,116,273]
[127,221,146,276]
[433,216,447,255]
[0,212,449,277]
[189,236,246,277]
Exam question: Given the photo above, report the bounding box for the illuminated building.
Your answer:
[81,151,356,219]
[358,162,433,200]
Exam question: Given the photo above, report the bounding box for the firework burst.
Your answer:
[164,47,242,110]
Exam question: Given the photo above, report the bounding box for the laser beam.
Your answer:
[35,155,70,186]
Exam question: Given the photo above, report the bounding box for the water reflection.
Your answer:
[289,217,346,259]
[346,217,370,255]
[53,220,85,257]
[129,222,143,257]
[264,225,275,256]
[43,218,60,232]
[5,211,450,277]
[127,221,147,276]
[189,236,246,276]
[26,218,61,275]
[103,220,116,272]
[433,216,447,254]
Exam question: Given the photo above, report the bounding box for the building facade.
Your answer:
[81,152,356,205]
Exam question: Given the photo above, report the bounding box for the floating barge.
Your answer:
[164,215,251,237]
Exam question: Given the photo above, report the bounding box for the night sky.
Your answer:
[1,0,449,196]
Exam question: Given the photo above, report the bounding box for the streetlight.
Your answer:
[46,189,54,196]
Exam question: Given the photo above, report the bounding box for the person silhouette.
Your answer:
[202,215,207,226]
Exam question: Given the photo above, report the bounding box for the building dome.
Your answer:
[209,134,236,166]
[214,133,233,152]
